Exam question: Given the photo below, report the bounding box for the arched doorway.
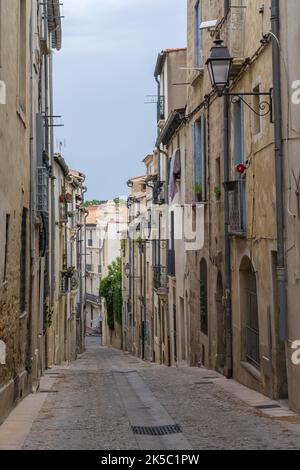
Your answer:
[240,257,260,369]
[216,272,225,373]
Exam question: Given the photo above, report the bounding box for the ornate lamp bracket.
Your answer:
[225,88,273,123]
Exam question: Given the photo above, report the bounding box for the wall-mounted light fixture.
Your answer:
[206,39,273,122]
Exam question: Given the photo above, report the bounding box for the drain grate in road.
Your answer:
[131,424,182,436]
[254,404,281,410]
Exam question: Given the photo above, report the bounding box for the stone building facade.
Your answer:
[121,0,300,415]
[0,1,86,424]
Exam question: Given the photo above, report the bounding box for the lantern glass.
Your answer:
[210,60,231,88]
[206,39,233,94]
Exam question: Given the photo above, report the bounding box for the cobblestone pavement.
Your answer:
[22,337,300,450]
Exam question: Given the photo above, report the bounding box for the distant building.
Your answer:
[85,202,128,346]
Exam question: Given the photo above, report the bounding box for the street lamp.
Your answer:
[206,38,273,122]
[206,39,233,96]
[125,263,131,279]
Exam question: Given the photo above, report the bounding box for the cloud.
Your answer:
[63,0,155,19]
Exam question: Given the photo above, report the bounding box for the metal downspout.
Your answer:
[43,3,49,369]
[224,91,232,378]
[28,0,35,383]
[155,75,162,364]
[49,56,56,311]
[271,0,288,341]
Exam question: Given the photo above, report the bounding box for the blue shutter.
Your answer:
[234,100,244,167]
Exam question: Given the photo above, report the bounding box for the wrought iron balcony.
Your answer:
[60,271,69,295]
[153,265,168,291]
[157,95,165,122]
[224,179,246,236]
[86,293,100,305]
[59,202,68,223]
[152,180,165,205]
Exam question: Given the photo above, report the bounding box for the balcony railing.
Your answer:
[60,271,69,295]
[86,293,100,305]
[152,180,166,205]
[59,202,68,223]
[224,180,246,236]
[153,265,168,291]
[157,95,165,122]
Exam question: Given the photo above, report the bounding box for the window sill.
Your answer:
[191,68,204,87]
[240,361,262,383]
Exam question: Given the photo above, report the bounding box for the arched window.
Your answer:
[200,259,208,335]
[240,257,260,368]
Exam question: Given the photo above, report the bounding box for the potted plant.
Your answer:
[194,183,202,202]
[214,185,221,201]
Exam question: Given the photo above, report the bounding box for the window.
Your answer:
[253,84,261,135]
[200,258,208,335]
[193,116,206,202]
[155,307,158,337]
[20,208,27,313]
[240,257,260,368]
[19,0,27,112]
[233,100,246,231]
[195,1,202,67]
[3,214,10,282]
[91,306,94,321]
[168,211,175,277]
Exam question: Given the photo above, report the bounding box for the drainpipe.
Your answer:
[224,0,230,16]
[49,54,56,312]
[84,208,88,342]
[155,75,163,364]
[271,0,287,341]
[28,0,35,384]
[224,91,232,378]
[43,3,50,368]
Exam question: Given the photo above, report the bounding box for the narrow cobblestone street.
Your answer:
[0,337,297,451]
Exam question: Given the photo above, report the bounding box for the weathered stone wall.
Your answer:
[0,0,32,423]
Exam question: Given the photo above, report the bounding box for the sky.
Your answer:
[53,0,187,201]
